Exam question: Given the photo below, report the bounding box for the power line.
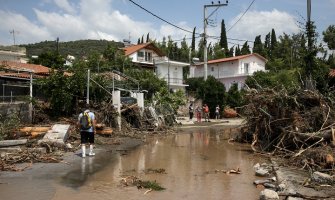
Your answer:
[128,0,193,34]
[128,0,252,44]
[227,0,256,32]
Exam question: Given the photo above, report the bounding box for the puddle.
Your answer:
[53,128,262,200]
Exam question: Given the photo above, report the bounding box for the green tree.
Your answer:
[264,32,271,57]
[270,28,278,58]
[323,25,335,49]
[146,33,150,43]
[187,76,226,117]
[191,27,196,53]
[125,68,167,100]
[235,45,241,56]
[253,35,265,57]
[219,19,228,56]
[228,46,234,57]
[241,41,251,55]
[197,38,205,61]
[226,83,243,108]
[180,37,190,62]
[30,51,65,69]
[212,42,225,59]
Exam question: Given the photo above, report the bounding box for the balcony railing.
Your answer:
[163,78,185,85]
[137,57,153,63]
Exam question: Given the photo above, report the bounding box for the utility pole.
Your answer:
[203,1,228,81]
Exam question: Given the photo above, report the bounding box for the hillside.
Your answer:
[21,39,125,58]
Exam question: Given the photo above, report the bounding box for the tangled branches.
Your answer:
[240,87,335,152]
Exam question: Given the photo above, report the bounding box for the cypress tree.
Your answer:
[235,45,241,56]
[191,27,196,52]
[146,33,150,42]
[241,41,251,55]
[253,35,264,56]
[137,38,140,44]
[219,19,228,56]
[228,46,234,57]
[264,32,271,57]
[270,28,277,57]
[141,35,144,44]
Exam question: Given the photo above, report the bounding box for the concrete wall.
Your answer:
[0,102,30,122]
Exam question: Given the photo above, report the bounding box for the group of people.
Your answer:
[189,103,220,122]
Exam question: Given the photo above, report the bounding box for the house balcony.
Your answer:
[163,78,188,86]
[136,57,153,64]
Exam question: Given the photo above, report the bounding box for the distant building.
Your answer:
[0,46,28,63]
[189,53,267,90]
[123,42,189,92]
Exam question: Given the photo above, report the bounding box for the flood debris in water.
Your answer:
[144,168,166,174]
[120,176,165,191]
[205,167,241,175]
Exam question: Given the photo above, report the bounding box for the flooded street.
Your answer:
[56,127,261,200]
[1,127,262,200]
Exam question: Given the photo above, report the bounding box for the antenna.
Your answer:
[9,29,19,46]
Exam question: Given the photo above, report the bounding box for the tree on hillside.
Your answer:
[219,19,228,56]
[241,41,251,55]
[253,35,265,57]
[323,25,335,50]
[141,35,144,44]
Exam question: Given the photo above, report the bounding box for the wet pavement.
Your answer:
[0,127,262,200]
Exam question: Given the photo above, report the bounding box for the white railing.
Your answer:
[163,78,184,85]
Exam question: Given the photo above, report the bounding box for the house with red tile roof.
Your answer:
[189,53,267,90]
[123,42,189,91]
[0,61,71,101]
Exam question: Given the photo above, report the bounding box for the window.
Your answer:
[211,67,214,72]
[145,52,152,62]
[137,51,144,57]
[244,63,249,74]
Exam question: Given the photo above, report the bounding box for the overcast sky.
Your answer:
[0,0,334,47]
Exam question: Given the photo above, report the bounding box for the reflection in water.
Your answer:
[56,128,261,200]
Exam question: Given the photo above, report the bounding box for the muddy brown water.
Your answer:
[0,127,263,200]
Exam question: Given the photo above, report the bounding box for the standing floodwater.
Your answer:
[53,128,261,200]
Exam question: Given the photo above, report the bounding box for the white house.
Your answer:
[0,46,28,63]
[123,42,189,92]
[189,53,267,90]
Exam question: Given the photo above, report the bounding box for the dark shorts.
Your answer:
[80,131,94,144]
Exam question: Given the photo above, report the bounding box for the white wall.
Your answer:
[190,55,266,90]
[156,63,183,83]
[191,55,265,78]
[129,49,159,64]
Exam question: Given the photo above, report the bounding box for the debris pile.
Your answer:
[240,87,335,176]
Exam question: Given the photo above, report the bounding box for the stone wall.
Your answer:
[0,102,30,123]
